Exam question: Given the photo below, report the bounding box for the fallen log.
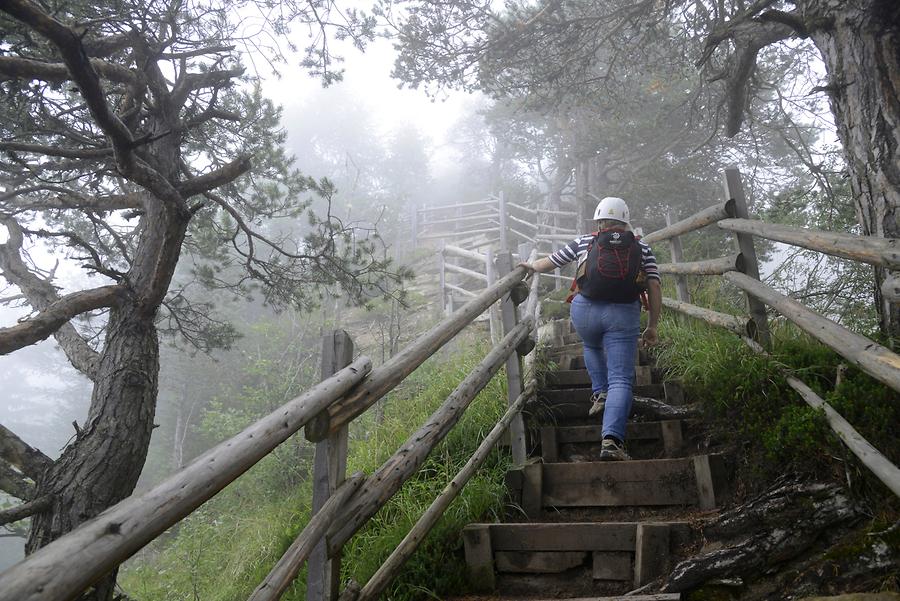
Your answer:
[662,482,860,592]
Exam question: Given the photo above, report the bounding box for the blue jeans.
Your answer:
[569,295,641,441]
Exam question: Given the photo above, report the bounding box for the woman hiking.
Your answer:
[520,196,662,461]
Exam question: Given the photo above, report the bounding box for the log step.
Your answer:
[506,455,726,513]
[463,522,691,590]
[520,595,681,601]
[541,421,684,462]
[547,369,656,388]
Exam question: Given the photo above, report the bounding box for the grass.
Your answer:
[120,337,512,601]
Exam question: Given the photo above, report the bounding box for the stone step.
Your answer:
[506,455,726,516]
[540,421,684,463]
[463,522,692,591]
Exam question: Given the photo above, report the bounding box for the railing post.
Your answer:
[495,251,528,466]
[498,191,509,251]
[666,209,691,304]
[485,247,501,344]
[307,331,354,601]
[438,243,447,317]
[723,168,772,349]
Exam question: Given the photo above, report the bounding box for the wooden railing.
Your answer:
[650,167,900,499]
[0,255,542,601]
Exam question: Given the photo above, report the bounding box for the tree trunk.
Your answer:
[806,0,900,338]
[26,305,160,600]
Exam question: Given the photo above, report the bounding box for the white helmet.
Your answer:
[592,196,630,226]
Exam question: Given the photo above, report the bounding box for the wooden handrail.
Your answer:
[506,201,537,215]
[444,262,489,282]
[325,318,534,552]
[0,357,373,601]
[658,254,744,276]
[305,267,531,441]
[417,200,496,213]
[418,227,499,240]
[248,472,365,601]
[717,218,900,269]
[445,282,478,298]
[724,271,900,392]
[662,297,757,338]
[642,199,736,245]
[443,244,487,263]
[352,381,537,601]
[742,337,900,498]
[420,210,496,227]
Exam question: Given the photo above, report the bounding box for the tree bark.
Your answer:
[804,0,900,338]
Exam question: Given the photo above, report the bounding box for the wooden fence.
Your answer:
[0,254,543,601]
[648,167,900,499]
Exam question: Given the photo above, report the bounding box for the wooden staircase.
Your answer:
[460,325,728,600]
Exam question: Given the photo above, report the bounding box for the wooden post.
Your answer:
[307,331,354,601]
[438,244,447,317]
[498,191,509,251]
[723,168,772,349]
[485,248,501,345]
[633,523,670,587]
[496,251,528,466]
[463,525,495,591]
[665,209,690,304]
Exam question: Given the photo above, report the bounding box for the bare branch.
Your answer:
[0,459,34,500]
[0,423,51,480]
[0,56,137,85]
[0,217,101,378]
[0,495,52,526]
[0,142,114,159]
[0,284,125,354]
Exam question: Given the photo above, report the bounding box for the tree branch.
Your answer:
[0,495,52,526]
[0,284,125,354]
[0,216,101,378]
[177,156,252,198]
[0,55,137,85]
[0,424,52,480]
[0,459,34,500]
[0,141,114,159]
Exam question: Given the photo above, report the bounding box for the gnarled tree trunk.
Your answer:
[805,0,900,337]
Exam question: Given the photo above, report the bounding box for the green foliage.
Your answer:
[656,312,900,498]
[121,340,510,600]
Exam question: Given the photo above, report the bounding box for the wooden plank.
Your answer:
[592,551,632,581]
[692,455,717,511]
[495,551,587,573]
[542,386,666,405]
[664,381,685,406]
[542,459,699,507]
[540,427,559,463]
[463,525,495,591]
[522,463,543,518]
[556,423,664,444]
[489,523,638,552]
[526,596,680,601]
[660,420,684,456]
[308,331,355,601]
[633,523,670,587]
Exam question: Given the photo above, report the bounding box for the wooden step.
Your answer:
[524,595,681,601]
[547,369,655,389]
[463,522,691,591]
[541,421,684,462]
[506,455,726,515]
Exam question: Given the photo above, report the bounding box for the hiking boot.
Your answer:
[588,391,607,416]
[600,436,630,461]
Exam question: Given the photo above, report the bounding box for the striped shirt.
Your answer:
[548,233,661,282]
